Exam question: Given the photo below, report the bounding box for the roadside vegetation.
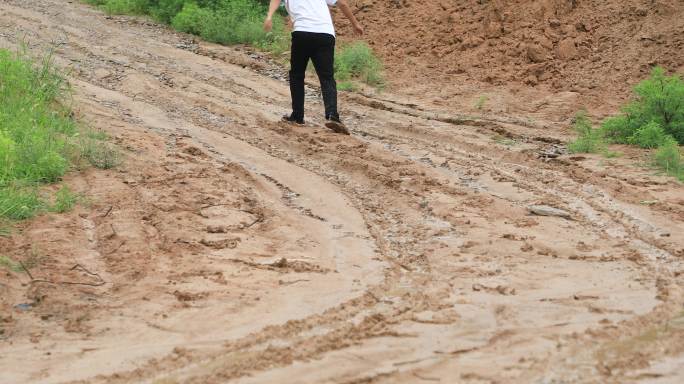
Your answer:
[0,47,116,222]
[569,67,684,181]
[335,41,384,90]
[82,0,384,88]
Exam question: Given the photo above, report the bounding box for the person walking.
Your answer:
[264,0,363,135]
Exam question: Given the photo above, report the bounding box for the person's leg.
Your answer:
[289,32,311,123]
[310,33,338,121]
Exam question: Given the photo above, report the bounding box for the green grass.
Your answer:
[0,255,23,272]
[568,111,606,154]
[568,68,684,182]
[0,47,116,221]
[600,67,684,145]
[337,81,357,92]
[335,42,384,89]
[83,0,290,54]
[654,138,684,181]
[51,185,79,213]
[475,95,488,110]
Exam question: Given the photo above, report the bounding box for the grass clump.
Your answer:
[654,138,683,181]
[0,47,115,220]
[628,121,673,149]
[335,42,384,89]
[475,95,488,110]
[51,185,79,213]
[0,255,23,272]
[568,111,605,154]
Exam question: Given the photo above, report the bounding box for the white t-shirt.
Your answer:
[285,0,338,37]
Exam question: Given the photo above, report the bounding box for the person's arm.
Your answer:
[264,0,281,32]
[336,0,364,35]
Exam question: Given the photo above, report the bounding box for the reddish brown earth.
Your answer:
[337,0,684,119]
[1,1,684,383]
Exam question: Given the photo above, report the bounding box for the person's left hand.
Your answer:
[353,24,364,36]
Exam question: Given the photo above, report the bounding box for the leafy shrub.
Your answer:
[600,115,631,144]
[601,67,684,145]
[171,2,212,35]
[628,121,674,149]
[149,0,185,23]
[568,111,605,153]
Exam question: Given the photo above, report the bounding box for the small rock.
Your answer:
[557,38,578,60]
[528,205,572,219]
[526,44,549,63]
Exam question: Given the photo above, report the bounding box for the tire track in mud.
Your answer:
[1,1,683,383]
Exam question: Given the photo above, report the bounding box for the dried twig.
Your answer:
[23,263,106,287]
[18,260,34,280]
[101,205,113,217]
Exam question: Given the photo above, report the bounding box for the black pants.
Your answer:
[289,31,338,122]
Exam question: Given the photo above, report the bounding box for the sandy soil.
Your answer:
[1,1,684,383]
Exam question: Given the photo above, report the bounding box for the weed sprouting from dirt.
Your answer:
[568,111,605,154]
[51,185,79,213]
[337,81,357,92]
[475,95,488,110]
[0,47,117,220]
[0,255,23,272]
[654,139,684,181]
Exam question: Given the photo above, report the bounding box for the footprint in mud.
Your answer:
[173,290,209,302]
[228,257,330,274]
[200,237,240,250]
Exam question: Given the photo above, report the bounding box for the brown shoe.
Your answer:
[324,118,350,135]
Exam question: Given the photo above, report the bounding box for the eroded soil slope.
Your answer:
[1,1,684,383]
[339,0,684,114]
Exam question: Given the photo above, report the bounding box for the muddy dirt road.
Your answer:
[1,1,684,383]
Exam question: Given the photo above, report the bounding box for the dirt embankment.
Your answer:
[341,0,684,100]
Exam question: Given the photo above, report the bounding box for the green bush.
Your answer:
[149,0,185,23]
[171,2,212,35]
[600,115,632,144]
[335,42,384,88]
[568,111,605,153]
[629,121,674,149]
[601,67,684,145]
